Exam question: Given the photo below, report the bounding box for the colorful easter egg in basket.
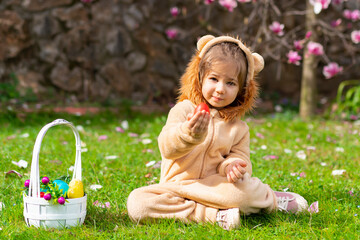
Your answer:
[68,179,84,199]
[53,180,69,196]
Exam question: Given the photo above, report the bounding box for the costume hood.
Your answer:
[178,35,264,121]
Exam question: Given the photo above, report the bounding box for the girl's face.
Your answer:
[201,60,240,110]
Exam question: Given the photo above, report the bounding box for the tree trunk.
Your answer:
[300,1,318,119]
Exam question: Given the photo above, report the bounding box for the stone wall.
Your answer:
[0,0,358,106]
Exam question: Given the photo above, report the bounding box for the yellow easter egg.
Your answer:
[68,179,84,199]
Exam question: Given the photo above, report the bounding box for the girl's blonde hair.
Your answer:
[199,42,248,96]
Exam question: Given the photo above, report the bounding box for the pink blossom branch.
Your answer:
[316,19,357,64]
[269,0,281,16]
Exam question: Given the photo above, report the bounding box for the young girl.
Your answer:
[127,35,308,230]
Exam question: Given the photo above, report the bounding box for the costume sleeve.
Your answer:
[158,101,207,159]
[217,127,252,177]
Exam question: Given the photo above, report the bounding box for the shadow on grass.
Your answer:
[240,211,310,229]
[84,207,133,230]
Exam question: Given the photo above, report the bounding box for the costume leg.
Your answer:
[127,183,218,223]
[178,173,277,214]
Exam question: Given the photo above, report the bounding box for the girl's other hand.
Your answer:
[225,160,247,183]
[184,110,210,136]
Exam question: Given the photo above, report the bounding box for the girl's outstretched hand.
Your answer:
[184,110,210,136]
[225,160,247,183]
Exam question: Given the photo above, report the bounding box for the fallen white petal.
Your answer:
[152,161,162,169]
[140,133,150,138]
[90,184,103,191]
[105,155,118,160]
[296,150,306,160]
[76,125,85,132]
[283,188,289,192]
[146,160,156,167]
[81,148,88,152]
[19,133,29,138]
[274,105,283,112]
[331,169,346,176]
[142,139,152,145]
[284,149,292,154]
[121,120,129,130]
[335,147,344,152]
[12,159,28,168]
[320,162,327,166]
[81,141,87,147]
[68,166,74,172]
[307,146,316,151]
[260,145,267,150]
[0,202,4,211]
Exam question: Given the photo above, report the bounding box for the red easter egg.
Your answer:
[194,103,210,114]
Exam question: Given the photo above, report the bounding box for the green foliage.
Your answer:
[0,111,359,239]
[335,80,360,119]
[0,73,20,102]
[0,72,38,103]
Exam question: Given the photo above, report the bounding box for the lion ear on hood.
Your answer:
[197,35,215,52]
[252,52,264,74]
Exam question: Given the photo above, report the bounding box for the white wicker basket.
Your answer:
[23,119,87,229]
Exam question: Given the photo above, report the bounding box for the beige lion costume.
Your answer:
[127,35,277,223]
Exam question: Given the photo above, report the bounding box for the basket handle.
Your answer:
[28,119,82,198]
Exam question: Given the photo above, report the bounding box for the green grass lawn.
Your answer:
[0,110,359,239]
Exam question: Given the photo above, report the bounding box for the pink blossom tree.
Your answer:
[168,0,359,118]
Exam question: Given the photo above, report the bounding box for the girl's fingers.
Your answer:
[227,173,232,183]
[187,113,193,121]
[191,111,210,133]
[233,169,242,179]
[238,160,247,168]
[230,171,238,183]
[235,165,246,175]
